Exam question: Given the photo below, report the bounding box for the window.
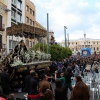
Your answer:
[33,11,35,16]
[26,5,29,11]
[9,40,17,49]
[29,41,32,47]
[12,41,17,48]
[30,19,32,25]
[97,42,98,44]
[9,40,12,49]
[32,21,34,26]
[72,42,73,45]
[17,0,21,9]
[26,17,29,23]
[0,15,2,30]
[76,42,77,45]
[30,8,32,14]
[11,9,16,18]
[17,13,21,22]
[97,47,99,50]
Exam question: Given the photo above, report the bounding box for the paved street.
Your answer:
[13,82,99,100]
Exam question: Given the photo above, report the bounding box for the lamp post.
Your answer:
[67,33,69,48]
[47,13,49,53]
[64,26,67,47]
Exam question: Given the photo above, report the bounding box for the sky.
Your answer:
[30,0,100,42]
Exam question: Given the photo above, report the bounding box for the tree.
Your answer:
[49,44,72,61]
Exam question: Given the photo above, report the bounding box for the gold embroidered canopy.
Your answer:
[6,23,46,38]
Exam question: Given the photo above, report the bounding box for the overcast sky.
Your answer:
[31,0,100,42]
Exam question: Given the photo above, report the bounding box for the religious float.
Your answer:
[0,23,51,89]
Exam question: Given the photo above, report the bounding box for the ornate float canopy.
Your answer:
[6,23,46,38]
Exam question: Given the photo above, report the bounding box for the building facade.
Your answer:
[7,0,25,53]
[25,0,46,49]
[61,34,100,55]
[0,0,10,56]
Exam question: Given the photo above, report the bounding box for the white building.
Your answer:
[7,0,25,53]
[61,34,100,55]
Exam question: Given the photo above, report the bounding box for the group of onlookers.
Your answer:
[0,54,100,100]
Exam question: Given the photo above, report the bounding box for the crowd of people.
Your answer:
[0,54,100,100]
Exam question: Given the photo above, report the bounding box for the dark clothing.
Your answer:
[65,68,73,84]
[30,78,38,95]
[45,71,52,82]
[0,93,7,98]
[24,74,32,94]
[33,96,45,100]
[55,85,68,100]
[1,72,10,95]
[34,68,40,76]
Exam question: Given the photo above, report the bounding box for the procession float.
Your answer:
[0,23,51,89]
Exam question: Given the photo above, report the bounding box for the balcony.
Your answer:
[0,24,5,31]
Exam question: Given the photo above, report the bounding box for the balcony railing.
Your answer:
[0,24,5,31]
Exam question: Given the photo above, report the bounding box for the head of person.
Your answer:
[31,72,38,79]
[60,72,64,77]
[35,64,38,68]
[38,81,53,100]
[41,74,48,81]
[45,67,50,71]
[55,80,62,89]
[74,76,82,84]
[4,67,8,73]
[69,82,90,100]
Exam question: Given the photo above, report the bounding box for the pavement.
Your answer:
[13,82,99,100]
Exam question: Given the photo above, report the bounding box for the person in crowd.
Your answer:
[73,62,80,76]
[44,67,52,83]
[85,62,91,72]
[91,61,98,81]
[55,71,65,86]
[41,74,52,91]
[74,76,82,84]
[24,69,34,100]
[69,82,90,100]
[1,67,10,95]
[34,64,40,76]
[64,67,73,98]
[55,80,68,100]
[33,81,54,100]
[24,69,34,93]
[30,72,39,95]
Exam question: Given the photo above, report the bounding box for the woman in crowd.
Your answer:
[69,82,90,100]
[55,80,68,100]
[74,76,82,84]
[33,81,54,100]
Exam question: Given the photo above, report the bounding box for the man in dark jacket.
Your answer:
[30,72,39,95]
[24,69,34,94]
[1,67,10,95]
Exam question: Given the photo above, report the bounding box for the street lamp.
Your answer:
[64,26,67,47]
